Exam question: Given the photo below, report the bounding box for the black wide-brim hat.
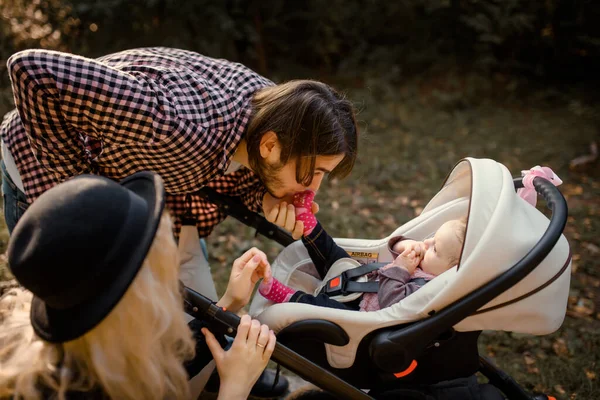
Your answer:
[7,172,165,343]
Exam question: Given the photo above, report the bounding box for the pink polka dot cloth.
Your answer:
[293,190,317,236]
[259,277,296,303]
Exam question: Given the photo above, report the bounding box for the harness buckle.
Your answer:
[321,271,348,296]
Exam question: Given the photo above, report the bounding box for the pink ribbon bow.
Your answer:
[293,190,317,235]
[517,166,563,206]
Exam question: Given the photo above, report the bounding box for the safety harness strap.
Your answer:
[320,262,387,296]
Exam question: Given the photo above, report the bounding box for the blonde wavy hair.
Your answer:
[0,212,195,400]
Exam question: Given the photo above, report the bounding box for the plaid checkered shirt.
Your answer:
[1,47,274,237]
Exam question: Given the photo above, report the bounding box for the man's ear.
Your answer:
[259,131,281,162]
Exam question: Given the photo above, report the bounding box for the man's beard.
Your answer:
[254,159,286,199]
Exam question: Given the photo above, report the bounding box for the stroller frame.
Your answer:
[183,176,565,400]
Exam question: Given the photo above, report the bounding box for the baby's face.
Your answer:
[420,220,462,275]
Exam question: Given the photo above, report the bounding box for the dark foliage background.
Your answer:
[0,1,598,399]
[1,0,599,80]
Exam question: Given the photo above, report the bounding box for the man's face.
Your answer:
[257,154,344,200]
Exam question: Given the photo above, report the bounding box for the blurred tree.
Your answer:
[0,0,598,80]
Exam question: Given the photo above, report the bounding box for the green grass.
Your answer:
[1,70,598,399]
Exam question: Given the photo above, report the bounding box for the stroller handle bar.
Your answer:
[371,176,568,371]
[183,287,374,400]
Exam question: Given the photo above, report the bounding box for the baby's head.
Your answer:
[420,217,467,275]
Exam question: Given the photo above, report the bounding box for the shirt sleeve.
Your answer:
[8,49,172,179]
[387,235,413,258]
[377,266,422,308]
[7,49,232,188]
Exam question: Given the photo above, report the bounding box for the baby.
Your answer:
[259,190,467,311]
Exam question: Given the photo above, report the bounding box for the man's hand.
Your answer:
[263,192,319,240]
[219,248,271,312]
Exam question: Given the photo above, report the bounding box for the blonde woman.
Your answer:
[0,172,275,400]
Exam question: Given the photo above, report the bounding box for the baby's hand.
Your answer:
[407,241,425,259]
[393,239,420,256]
[392,248,421,275]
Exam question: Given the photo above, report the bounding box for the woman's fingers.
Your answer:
[235,315,252,344]
[247,319,262,349]
[257,261,272,282]
[235,248,268,270]
[256,323,270,350]
[242,254,263,280]
[202,328,224,363]
[263,330,276,360]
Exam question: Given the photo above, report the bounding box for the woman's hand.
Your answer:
[263,193,319,240]
[202,315,276,400]
[219,248,271,312]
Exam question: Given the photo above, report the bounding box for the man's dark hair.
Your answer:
[246,80,358,186]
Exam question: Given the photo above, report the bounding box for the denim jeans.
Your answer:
[1,160,28,234]
[290,291,360,310]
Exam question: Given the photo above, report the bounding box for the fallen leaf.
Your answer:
[585,369,596,380]
[583,242,600,255]
[569,141,598,169]
[383,215,397,228]
[552,338,569,357]
[572,298,595,316]
[523,352,536,365]
[571,262,579,273]
[554,385,566,395]
[527,366,540,374]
